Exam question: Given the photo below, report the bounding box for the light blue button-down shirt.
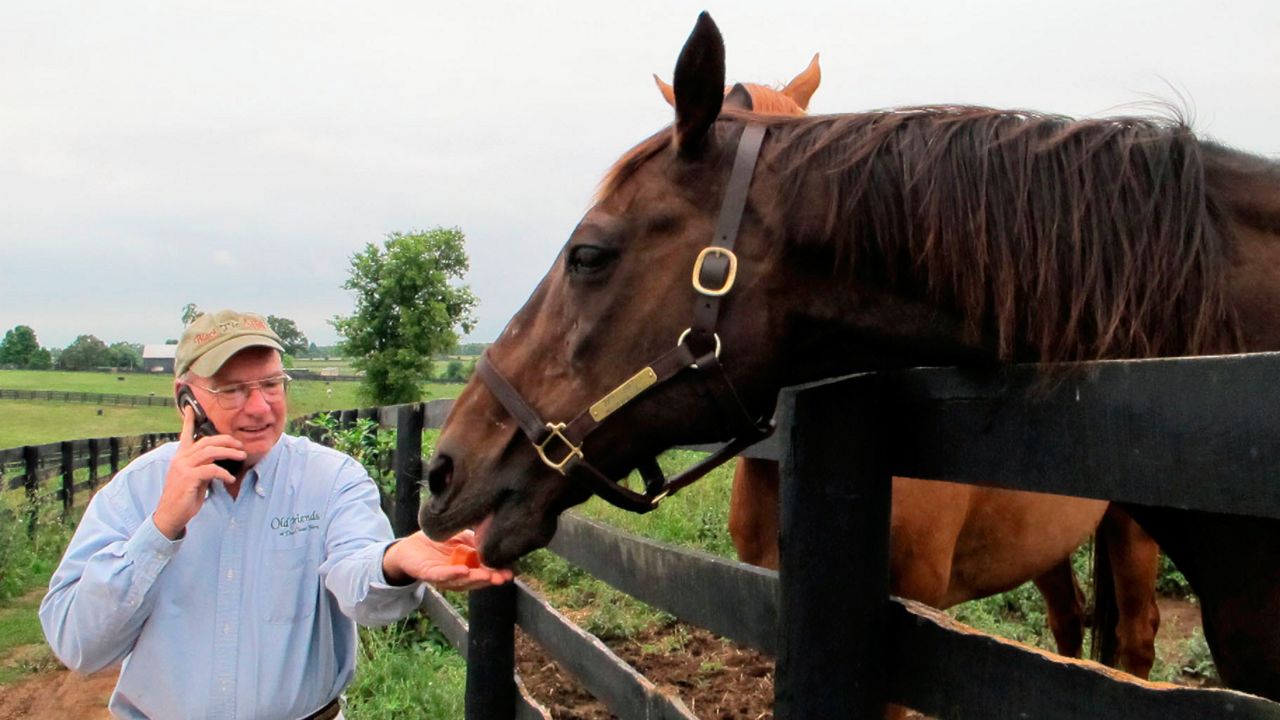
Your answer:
[40,434,426,720]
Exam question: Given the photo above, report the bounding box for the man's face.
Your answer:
[179,347,288,469]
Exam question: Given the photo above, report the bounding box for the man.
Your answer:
[40,309,511,719]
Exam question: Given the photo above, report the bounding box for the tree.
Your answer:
[60,334,113,370]
[26,347,53,370]
[0,325,45,368]
[109,341,143,370]
[442,359,466,381]
[266,315,310,356]
[181,303,202,326]
[332,227,478,404]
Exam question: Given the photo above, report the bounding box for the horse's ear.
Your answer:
[653,74,676,108]
[782,53,821,111]
[672,11,725,157]
[724,83,754,112]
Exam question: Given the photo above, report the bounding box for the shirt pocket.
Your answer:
[264,546,318,625]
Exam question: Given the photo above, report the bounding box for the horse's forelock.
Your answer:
[740,84,804,115]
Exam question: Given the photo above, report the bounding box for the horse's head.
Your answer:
[421,13,800,566]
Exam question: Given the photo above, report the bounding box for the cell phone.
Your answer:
[176,385,245,476]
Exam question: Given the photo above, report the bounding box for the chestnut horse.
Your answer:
[657,57,1161,675]
[424,13,1280,701]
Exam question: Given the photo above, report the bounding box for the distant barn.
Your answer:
[141,344,177,374]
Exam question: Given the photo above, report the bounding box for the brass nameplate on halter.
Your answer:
[589,367,658,422]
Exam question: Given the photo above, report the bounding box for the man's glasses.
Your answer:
[192,374,292,410]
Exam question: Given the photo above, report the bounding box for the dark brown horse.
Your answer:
[657,60,1162,675]
[423,13,1280,700]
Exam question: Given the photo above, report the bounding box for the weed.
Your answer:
[1180,628,1218,682]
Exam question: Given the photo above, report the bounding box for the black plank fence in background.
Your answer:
[294,352,1280,719]
[0,432,180,532]
[0,388,175,407]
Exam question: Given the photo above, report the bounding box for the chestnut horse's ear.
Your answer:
[653,74,676,108]
[724,83,754,112]
[672,11,726,157]
[782,53,821,111]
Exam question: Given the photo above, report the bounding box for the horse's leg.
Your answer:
[728,457,781,570]
[1123,505,1280,700]
[1099,505,1160,678]
[888,478,969,608]
[1031,559,1086,658]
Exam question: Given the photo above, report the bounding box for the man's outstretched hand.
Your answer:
[382,530,513,591]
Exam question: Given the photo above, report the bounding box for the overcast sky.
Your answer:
[3,1,1277,349]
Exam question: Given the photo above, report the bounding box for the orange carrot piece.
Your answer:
[448,546,481,568]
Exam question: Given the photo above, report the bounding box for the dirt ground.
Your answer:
[0,598,1207,719]
[514,597,1210,720]
[0,663,115,720]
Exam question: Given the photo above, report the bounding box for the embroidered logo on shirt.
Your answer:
[271,510,321,536]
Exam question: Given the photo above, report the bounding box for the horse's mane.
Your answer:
[599,107,1266,363]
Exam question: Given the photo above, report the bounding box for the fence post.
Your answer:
[23,445,39,537]
[392,403,425,535]
[775,377,892,719]
[60,441,74,516]
[88,438,100,491]
[465,583,517,719]
[109,437,121,476]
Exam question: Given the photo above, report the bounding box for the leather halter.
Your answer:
[475,123,774,513]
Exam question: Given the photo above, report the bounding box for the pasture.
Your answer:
[0,369,464,447]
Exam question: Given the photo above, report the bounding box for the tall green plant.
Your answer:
[0,488,73,602]
[305,416,397,494]
[332,228,478,405]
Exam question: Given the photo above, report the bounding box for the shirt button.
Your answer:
[226,569,234,581]
[223,623,231,635]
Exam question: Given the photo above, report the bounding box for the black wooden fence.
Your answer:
[305,352,1280,719]
[0,388,175,407]
[0,432,180,532]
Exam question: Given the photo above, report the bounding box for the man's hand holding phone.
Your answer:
[153,406,247,540]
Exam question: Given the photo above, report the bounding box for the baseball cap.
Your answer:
[175,309,285,378]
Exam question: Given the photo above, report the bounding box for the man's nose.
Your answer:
[242,385,272,413]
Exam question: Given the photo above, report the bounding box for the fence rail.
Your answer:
[0,432,179,533]
[0,388,175,407]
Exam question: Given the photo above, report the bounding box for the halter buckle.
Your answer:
[692,247,738,296]
[534,422,583,474]
[677,328,721,359]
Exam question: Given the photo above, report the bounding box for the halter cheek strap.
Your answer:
[475,123,773,514]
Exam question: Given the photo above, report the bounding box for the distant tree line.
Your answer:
[0,326,142,371]
[0,307,327,372]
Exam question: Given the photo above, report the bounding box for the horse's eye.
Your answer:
[567,245,617,277]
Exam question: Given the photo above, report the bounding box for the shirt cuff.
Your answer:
[127,516,182,572]
[119,515,182,607]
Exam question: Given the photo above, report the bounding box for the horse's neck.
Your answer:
[776,271,1000,386]
[1225,221,1280,352]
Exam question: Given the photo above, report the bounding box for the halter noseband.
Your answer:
[475,124,774,513]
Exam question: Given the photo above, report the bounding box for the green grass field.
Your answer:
[0,370,464,448]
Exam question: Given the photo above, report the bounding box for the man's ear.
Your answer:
[671,11,726,157]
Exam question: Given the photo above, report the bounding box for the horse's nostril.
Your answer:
[426,453,453,496]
